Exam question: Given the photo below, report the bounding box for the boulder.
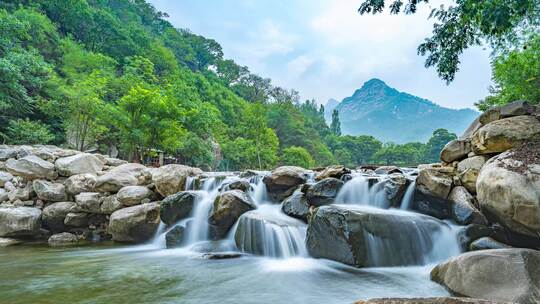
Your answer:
[0,146,18,161]
[457,156,487,194]
[440,139,472,163]
[305,178,344,207]
[64,174,97,195]
[263,166,310,202]
[477,143,540,238]
[7,184,33,203]
[416,166,454,200]
[104,157,127,167]
[55,153,104,177]
[0,207,42,237]
[472,115,540,154]
[74,192,102,213]
[0,237,22,247]
[64,212,88,227]
[116,186,153,206]
[384,173,410,207]
[448,186,487,226]
[0,171,13,187]
[165,225,185,248]
[457,224,493,250]
[108,202,160,243]
[374,166,403,175]
[151,164,203,197]
[6,155,56,180]
[470,237,511,251]
[355,298,506,304]
[460,117,482,140]
[42,201,76,232]
[431,249,540,304]
[306,205,446,267]
[208,190,256,239]
[160,191,202,226]
[315,165,351,181]
[48,232,78,246]
[100,195,123,214]
[33,180,67,202]
[94,163,148,193]
[281,189,310,222]
[479,101,536,126]
[225,179,251,192]
[201,252,243,260]
[0,189,7,203]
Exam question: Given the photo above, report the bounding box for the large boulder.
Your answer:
[315,166,351,181]
[94,163,148,193]
[457,156,487,194]
[42,201,76,232]
[55,153,104,177]
[479,100,536,125]
[472,115,540,154]
[448,186,487,226]
[431,249,540,304]
[0,171,13,187]
[33,180,67,202]
[281,189,310,222]
[108,202,160,243]
[160,191,203,226]
[0,207,42,237]
[440,139,472,163]
[384,173,410,207]
[100,195,123,214]
[305,178,344,207]
[165,225,185,248]
[208,190,256,239]
[64,212,88,227]
[306,205,447,267]
[7,184,33,203]
[477,143,540,238]
[116,186,153,206]
[6,155,56,180]
[263,166,310,202]
[74,192,102,213]
[413,166,454,219]
[48,232,78,246]
[355,298,505,304]
[64,173,97,195]
[151,164,203,197]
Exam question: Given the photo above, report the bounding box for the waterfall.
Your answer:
[184,177,222,245]
[335,175,370,204]
[400,181,416,210]
[184,176,195,191]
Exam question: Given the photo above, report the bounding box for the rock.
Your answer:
[0,237,22,247]
[225,179,251,192]
[151,164,203,197]
[94,163,148,193]
[7,184,33,203]
[104,157,127,167]
[165,225,185,248]
[0,207,42,237]
[100,195,123,214]
[355,298,505,304]
[457,224,493,250]
[263,166,310,202]
[6,155,56,180]
[431,249,540,304]
[74,192,102,213]
[460,117,482,140]
[0,171,13,187]
[457,156,487,194]
[201,252,243,260]
[116,186,153,206]
[374,166,403,175]
[0,189,7,203]
[0,146,18,161]
[315,166,351,181]
[470,237,511,251]
[477,142,540,238]
[42,201,76,232]
[472,115,540,154]
[108,202,160,243]
[500,100,536,117]
[160,191,202,226]
[306,205,446,267]
[416,166,454,200]
[64,174,97,195]
[33,180,67,202]
[281,189,310,222]
[305,178,344,207]
[64,212,88,227]
[440,139,472,163]
[384,173,410,207]
[448,186,488,225]
[479,107,503,125]
[48,232,78,246]
[208,190,256,239]
[55,153,104,177]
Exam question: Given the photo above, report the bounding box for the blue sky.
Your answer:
[149,0,492,109]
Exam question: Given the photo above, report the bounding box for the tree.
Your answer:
[358,0,540,82]
[424,128,457,163]
[281,146,315,169]
[1,118,54,144]
[330,109,342,136]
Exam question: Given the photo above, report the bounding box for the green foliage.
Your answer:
[424,128,457,163]
[1,118,54,145]
[330,109,342,136]
[280,146,315,168]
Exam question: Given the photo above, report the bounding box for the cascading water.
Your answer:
[335,174,389,208]
[400,181,416,210]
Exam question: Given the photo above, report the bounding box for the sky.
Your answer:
[148,0,493,109]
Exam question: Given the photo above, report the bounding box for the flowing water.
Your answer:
[0,169,460,303]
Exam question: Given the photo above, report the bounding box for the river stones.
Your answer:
[469,237,511,251]
[42,201,76,232]
[355,298,508,304]
[116,186,154,206]
[160,191,203,226]
[74,192,102,213]
[315,165,351,181]
[0,171,13,187]
[64,212,88,227]
[431,249,540,304]
[6,155,56,180]
[108,202,160,243]
[208,190,255,239]
[151,164,203,197]
[100,195,123,214]
[94,163,148,193]
[456,156,487,194]
[384,173,410,207]
[55,153,104,177]
[223,178,251,192]
[0,207,42,237]
[305,177,344,206]
[440,139,472,163]
[413,165,454,219]
[263,166,310,202]
[64,174,97,195]
[48,232,78,246]
[281,189,310,222]
[472,115,540,154]
[456,224,493,250]
[33,180,67,202]
[448,186,487,226]
[165,225,186,248]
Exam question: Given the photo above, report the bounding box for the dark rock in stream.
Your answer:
[305,177,344,207]
[208,190,255,239]
[165,225,185,248]
[160,191,203,226]
[201,252,243,260]
[281,189,310,222]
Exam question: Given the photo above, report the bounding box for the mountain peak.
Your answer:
[362,78,387,89]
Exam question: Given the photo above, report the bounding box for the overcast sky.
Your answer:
[149,0,492,109]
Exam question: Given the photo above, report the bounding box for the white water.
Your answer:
[184,177,222,245]
[400,181,416,210]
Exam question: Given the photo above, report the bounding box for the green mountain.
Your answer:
[333,79,479,143]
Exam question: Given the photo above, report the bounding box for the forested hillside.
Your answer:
[0,0,471,169]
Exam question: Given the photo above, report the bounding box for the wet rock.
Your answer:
[104,157,127,167]
[355,298,506,304]
[55,153,104,177]
[74,192,102,213]
[412,190,451,220]
[448,186,487,226]
[208,190,256,239]
[470,237,511,251]
[305,178,344,207]
[225,179,251,192]
[0,171,13,187]
[48,232,78,246]
[416,166,454,200]
[151,164,203,197]
[374,166,403,175]
[108,202,160,243]
[64,212,88,227]
[64,174,97,195]
[0,189,7,203]
[33,180,67,202]
[431,249,540,304]
[116,186,153,206]
[0,207,42,237]
[42,201,76,232]
[384,173,410,207]
[6,155,56,180]
[315,165,351,181]
[160,191,203,226]
[100,195,123,214]
[94,163,147,193]
[165,225,185,248]
[263,166,310,202]
[440,139,472,163]
[456,224,493,250]
[472,115,540,154]
[201,252,243,260]
[281,189,310,222]
[477,143,540,238]
[456,156,487,194]
[0,237,22,247]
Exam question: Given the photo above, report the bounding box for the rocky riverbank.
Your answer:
[1,101,539,304]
